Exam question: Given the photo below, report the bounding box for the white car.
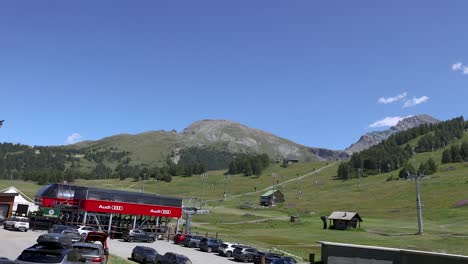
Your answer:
[3,216,29,232]
[218,242,239,257]
[75,226,98,237]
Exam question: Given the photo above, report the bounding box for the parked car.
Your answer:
[233,246,258,263]
[72,242,106,264]
[267,258,297,264]
[76,226,98,237]
[253,252,297,264]
[131,246,159,264]
[0,257,15,264]
[218,243,240,257]
[49,225,76,234]
[123,229,156,243]
[37,233,74,247]
[155,252,191,264]
[182,235,203,248]
[83,232,109,263]
[3,216,29,232]
[62,230,82,243]
[173,233,188,245]
[199,237,223,253]
[16,245,85,264]
[0,258,15,264]
[16,233,85,264]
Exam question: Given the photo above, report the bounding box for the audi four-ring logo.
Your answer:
[112,205,124,210]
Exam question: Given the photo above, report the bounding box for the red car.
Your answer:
[173,233,188,245]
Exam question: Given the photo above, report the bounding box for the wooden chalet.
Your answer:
[260,190,284,206]
[328,211,362,230]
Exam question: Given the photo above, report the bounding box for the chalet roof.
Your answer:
[260,190,282,197]
[0,193,18,197]
[328,211,362,221]
[0,186,34,202]
[0,186,39,212]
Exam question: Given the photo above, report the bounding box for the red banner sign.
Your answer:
[81,199,182,218]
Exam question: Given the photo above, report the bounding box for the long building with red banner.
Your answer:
[34,183,183,235]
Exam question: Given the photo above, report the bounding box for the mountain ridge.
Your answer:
[72,119,347,164]
[345,114,440,154]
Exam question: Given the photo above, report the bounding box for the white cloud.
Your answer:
[369,116,410,128]
[463,67,468,75]
[402,96,429,108]
[452,62,463,71]
[65,133,82,144]
[377,92,407,104]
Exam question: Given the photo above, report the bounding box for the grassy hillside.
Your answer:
[72,131,184,166]
[4,135,468,261]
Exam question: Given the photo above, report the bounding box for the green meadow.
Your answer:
[2,148,468,261]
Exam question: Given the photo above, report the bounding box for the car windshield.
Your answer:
[9,217,28,222]
[73,246,99,256]
[144,249,155,254]
[18,251,64,263]
[54,226,69,232]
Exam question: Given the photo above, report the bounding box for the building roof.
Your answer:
[328,211,362,221]
[0,186,33,202]
[0,186,39,212]
[261,190,282,197]
[0,193,18,197]
[318,241,468,259]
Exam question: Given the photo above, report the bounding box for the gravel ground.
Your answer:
[0,228,234,264]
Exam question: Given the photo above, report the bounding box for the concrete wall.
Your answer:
[321,242,468,264]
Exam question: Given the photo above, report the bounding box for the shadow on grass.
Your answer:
[366,229,419,236]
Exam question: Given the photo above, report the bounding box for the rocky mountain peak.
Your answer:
[393,115,439,131]
[346,114,439,154]
[181,119,344,161]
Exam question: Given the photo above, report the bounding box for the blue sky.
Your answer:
[0,1,467,150]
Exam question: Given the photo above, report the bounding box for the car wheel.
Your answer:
[207,247,212,253]
[242,256,248,263]
[129,237,135,242]
[226,251,232,258]
[190,242,196,248]
[149,237,155,243]
[24,229,28,232]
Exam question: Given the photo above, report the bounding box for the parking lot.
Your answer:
[0,228,234,264]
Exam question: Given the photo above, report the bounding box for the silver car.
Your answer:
[16,245,85,264]
[72,243,106,264]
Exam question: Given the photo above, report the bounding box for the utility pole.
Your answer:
[223,174,228,201]
[415,175,423,235]
[141,173,146,193]
[272,173,277,206]
[200,172,208,209]
[297,176,302,199]
[282,175,285,192]
[408,171,424,235]
[357,168,361,189]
